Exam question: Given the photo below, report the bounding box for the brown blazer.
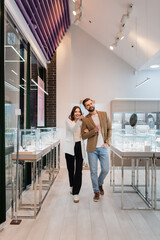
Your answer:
[81,111,112,152]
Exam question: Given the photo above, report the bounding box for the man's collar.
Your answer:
[87,110,98,117]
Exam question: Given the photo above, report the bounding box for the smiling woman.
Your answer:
[64,106,86,203]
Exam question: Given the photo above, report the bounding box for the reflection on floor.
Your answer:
[1,168,160,240]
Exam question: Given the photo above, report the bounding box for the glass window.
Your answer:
[30,52,45,127]
[5,14,27,211]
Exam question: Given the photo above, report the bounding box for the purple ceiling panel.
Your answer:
[15,0,70,61]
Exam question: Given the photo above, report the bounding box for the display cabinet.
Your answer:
[112,130,152,152]
[38,128,53,149]
[13,128,60,153]
[53,127,60,141]
[11,127,61,219]
[154,130,160,152]
[111,99,160,133]
[18,129,38,153]
[13,128,61,165]
[112,112,159,133]
[38,127,60,149]
[5,130,15,147]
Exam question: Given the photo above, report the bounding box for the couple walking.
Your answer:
[64,98,112,203]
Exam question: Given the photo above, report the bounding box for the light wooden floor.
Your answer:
[1,168,160,240]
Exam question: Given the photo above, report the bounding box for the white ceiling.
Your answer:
[69,0,160,71]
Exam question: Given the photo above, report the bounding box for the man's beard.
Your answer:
[88,106,95,112]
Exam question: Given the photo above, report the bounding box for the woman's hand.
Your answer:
[75,114,84,122]
[84,128,89,133]
[79,114,84,120]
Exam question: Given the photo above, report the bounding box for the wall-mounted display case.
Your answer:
[112,112,160,134]
[111,100,160,153]
[111,99,160,134]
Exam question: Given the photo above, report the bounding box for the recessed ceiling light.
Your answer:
[150,65,160,69]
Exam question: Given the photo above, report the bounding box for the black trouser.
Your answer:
[65,141,83,195]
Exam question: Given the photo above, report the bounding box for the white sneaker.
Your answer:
[73,195,79,203]
[70,187,73,194]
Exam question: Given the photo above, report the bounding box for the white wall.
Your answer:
[57,25,160,167]
[57,30,72,128]
[57,30,72,167]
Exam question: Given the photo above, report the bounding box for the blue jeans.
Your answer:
[88,147,109,193]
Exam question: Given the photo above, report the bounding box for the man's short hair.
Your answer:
[82,98,91,106]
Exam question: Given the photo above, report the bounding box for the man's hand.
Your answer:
[101,143,109,148]
[94,125,100,133]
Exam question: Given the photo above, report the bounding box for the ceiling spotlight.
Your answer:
[109,43,117,51]
[128,3,134,14]
[121,14,128,25]
[150,64,160,69]
[72,0,78,2]
[121,24,125,31]
[74,18,81,25]
[73,8,81,16]
[117,32,124,40]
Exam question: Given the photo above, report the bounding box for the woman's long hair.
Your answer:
[69,106,82,121]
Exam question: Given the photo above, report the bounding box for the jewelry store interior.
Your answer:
[1,0,160,239]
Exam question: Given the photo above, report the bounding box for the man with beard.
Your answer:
[81,98,112,202]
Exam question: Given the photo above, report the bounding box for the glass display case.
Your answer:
[17,129,38,153]
[5,129,15,184]
[110,100,160,152]
[154,130,160,152]
[111,100,160,133]
[53,127,60,141]
[112,112,160,133]
[5,129,15,147]
[13,128,60,153]
[112,130,152,152]
[38,128,53,149]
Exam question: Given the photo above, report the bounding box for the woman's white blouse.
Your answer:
[64,118,86,159]
[74,126,81,142]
